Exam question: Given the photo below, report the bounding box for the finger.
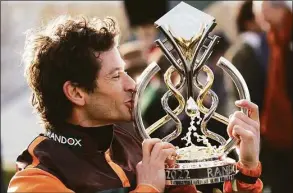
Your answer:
[142,138,161,164]
[229,114,233,120]
[136,161,142,171]
[233,111,260,132]
[235,100,259,122]
[135,161,142,182]
[227,115,243,138]
[232,125,255,142]
[150,142,175,162]
[227,117,234,138]
[156,148,177,164]
[231,126,240,141]
[227,116,257,138]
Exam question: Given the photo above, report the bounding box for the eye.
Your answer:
[113,74,120,79]
[113,72,121,79]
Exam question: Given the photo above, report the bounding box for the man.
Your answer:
[8,15,262,193]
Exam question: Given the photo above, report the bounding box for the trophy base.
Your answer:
[166,175,235,185]
[165,146,237,185]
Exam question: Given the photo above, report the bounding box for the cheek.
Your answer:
[94,79,126,108]
[87,95,116,118]
[93,88,123,111]
[107,83,126,101]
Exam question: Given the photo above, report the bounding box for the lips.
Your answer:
[125,100,134,110]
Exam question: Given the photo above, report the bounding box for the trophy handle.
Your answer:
[216,57,251,156]
[133,62,160,140]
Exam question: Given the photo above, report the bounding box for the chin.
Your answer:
[118,112,132,122]
[124,114,133,122]
[114,108,133,122]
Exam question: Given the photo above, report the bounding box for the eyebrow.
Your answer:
[108,67,124,75]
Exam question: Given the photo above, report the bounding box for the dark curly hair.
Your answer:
[23,15,120,130]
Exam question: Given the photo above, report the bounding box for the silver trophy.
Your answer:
[133,2,250,185]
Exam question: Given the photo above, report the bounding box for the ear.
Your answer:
[63,81,85,106]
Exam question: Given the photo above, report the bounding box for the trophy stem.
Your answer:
[157,25,188,73]
[155,39,184,75]
[187,70,194,99]
[192,35,220,75]
[191,22,217,71]
[157,25,195,99]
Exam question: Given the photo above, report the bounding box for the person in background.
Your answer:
[122,0,177,135]
[123,0,167,61]
[258,1,293,193]
[225,0,268,114]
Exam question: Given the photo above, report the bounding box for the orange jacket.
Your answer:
[8,123,262,192]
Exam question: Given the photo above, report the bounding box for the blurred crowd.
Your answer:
[1,1,292,192]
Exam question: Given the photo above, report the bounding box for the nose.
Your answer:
[124,73,137,93]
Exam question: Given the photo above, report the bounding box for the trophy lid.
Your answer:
[155,1,215,40]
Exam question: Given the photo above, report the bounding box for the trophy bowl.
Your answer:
[133,1,250,186]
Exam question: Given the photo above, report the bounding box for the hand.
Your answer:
[136,138,176,192]
[227,100,260,169]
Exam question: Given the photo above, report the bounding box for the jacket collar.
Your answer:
[44,122,114,154]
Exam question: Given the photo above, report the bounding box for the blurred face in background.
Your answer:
[252,1,270,31]
[134,25,158,60]
[247,19,262,33]
[261,1,287,28]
